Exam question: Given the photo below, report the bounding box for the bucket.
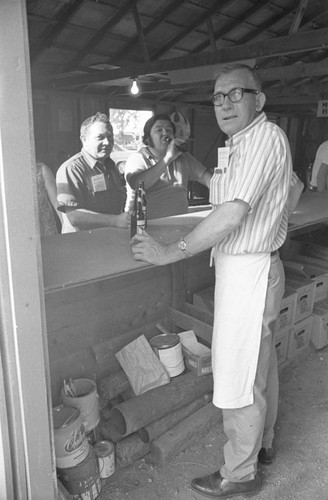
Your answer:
[94,440,115,479]
[53,405,90,469]
[62,379,100,433]
[150,333,185,377]
[57,446,101,500]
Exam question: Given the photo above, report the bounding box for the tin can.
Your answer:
[150,333,185,377]
[94,440,115,479]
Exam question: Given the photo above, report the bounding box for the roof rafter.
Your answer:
[31,0,86,63]
[51,27,328,88]
[150,0,230,60]
[60,0,137,73]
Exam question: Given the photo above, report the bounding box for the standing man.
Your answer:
[56,112,130,233]
[131,64,292,498]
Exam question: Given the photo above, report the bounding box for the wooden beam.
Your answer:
[206,18,217,51]
[131,1,150,63]
[51,27,328,88]
[259,58,328,81]
[113,0,186,63]
[0,0,56,497]
[191,0,273,54]
[30,0,86,63]
[150,0,229,60]
[289,0,309,34]
[60,0,136,72]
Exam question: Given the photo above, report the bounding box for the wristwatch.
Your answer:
[178,238,188,252]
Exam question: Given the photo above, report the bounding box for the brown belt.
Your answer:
[270,250,278,256]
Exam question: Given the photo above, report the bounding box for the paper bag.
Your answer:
[115,335,170,396]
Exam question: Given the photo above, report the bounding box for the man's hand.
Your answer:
[115,212,131,228]
[164,138,185,164]
[131,232,168,265]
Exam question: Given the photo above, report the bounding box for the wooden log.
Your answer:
[150,402,222,466]
[138,392,212,443]
[97,370,130,408]
[110,372,213,437]
[115,433,150,468]
[100,419,123,444]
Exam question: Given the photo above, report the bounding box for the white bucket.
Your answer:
[53,405,90,469]
[62,379,100,433]
[150,333,185,377]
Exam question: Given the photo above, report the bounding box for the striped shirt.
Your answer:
[209,112,292,254]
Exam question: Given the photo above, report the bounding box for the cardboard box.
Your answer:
[285,274,316,322]
[274,292,297,332]
[193,287,215,314]
[284,259,328,303]
[182,347,212,377]
[178,329,212,377]
[287,316,313,360]
[311,299,328,349]
[275,327,290,366]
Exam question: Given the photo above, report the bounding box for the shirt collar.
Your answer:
[225,112,267,148]
[82,148,108,170]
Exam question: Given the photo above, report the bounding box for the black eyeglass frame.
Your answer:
[211,87,260,106]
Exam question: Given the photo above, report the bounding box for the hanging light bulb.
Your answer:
[130,79,139,95]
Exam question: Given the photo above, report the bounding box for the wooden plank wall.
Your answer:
[46,266,173,405]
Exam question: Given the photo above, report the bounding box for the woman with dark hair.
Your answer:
[124,114,211,220]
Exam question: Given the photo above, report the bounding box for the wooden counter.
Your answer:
[43,192,328,404]
[42,212,212,404]
[288,191,328,232]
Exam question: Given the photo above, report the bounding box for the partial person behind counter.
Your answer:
[124,114,212,220]
[36,161,63,236]
[56,112,130,233]
[309,139,328,191]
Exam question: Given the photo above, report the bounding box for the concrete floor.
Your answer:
[97,345,328,500]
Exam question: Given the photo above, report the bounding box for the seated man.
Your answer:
[56,112,130,233]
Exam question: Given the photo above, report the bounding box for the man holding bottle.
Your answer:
[131,64,292,498]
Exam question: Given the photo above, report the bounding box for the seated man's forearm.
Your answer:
[66,208,125,230]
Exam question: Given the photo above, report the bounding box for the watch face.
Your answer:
[179,239,187,251]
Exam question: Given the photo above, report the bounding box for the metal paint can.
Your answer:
[57,446,101,500]
[53,405,90,469]
[150,333,185,377]
[94,440,115,479]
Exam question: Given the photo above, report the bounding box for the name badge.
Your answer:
[92,173,107,192]
[214,147,229,174]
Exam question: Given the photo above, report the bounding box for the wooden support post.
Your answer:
[150,403,222,466]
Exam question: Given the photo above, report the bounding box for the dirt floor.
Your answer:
[97,346,328,500]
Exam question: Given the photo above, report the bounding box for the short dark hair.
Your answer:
[80,112,113,138]
[142,114,176,145]
[214,63,262,90]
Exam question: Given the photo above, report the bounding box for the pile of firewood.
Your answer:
[97,369,221,468]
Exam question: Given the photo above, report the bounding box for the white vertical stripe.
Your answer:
[209,113,292,254]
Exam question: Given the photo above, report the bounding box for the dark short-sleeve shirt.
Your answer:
[56,149,126,216]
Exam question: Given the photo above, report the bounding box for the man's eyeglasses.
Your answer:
[211,88,260,106]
